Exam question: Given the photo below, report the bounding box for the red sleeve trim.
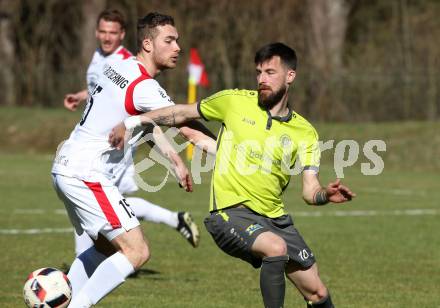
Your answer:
[124,64,152,115]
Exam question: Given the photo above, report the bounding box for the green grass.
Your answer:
[0,107,439,306]
[0,153,439,307]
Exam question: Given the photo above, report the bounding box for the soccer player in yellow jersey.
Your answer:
[111,42,356,308]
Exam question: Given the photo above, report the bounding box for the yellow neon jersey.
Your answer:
[198,89,320,218]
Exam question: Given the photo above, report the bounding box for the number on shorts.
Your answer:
[119,199,135,218]
[298,249,310,261]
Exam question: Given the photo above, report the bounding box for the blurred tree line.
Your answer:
[0,0,439,121]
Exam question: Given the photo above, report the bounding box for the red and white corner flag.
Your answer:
[188,48,209,87]
[186,48,209,160]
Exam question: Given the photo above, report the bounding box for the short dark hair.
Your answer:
[137,12,175,52]
[255,42,297,70]
[97,9,126,30]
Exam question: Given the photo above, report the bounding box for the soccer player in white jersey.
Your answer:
[52,12,198,307]
[63,9,132,110]
[63,9,200,256]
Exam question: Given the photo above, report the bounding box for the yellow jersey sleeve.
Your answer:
[197,90,234,122]
[297,127,321,172]
[198,89,257,122]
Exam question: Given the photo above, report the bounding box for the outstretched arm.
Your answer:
[302,170,356,205]
[142,104,201,127]
[109,104,201,150]
[179,126,217,155]
[177,117,217,155]
[64,89,88,111]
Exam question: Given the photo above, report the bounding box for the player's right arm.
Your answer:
[63,89,88,111]
[110,104,201,150]
[138,104,218,153]
[142,103,201,127]
[110,90,234,149]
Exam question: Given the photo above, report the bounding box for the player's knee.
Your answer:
[305,285,328,303]
[141,242,151,262]
[266,238,287,257]
[133,242,150,269]
[121,241,150,270]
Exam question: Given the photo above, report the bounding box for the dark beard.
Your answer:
[258,85,287,110]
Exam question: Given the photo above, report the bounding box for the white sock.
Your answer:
[69,252,134,307]
[126,197,178,228]
[74,231,94,257]
[67,246,106,297]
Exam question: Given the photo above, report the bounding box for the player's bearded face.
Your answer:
[258,84,287,110]
[152,25,181,70]
[256,57,290,110]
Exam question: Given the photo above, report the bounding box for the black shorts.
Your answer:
[204,207,315,268]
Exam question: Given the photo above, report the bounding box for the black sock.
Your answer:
[260,255,289,308]
[306,293,334,308]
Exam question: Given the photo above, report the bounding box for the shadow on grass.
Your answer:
[60,263,161,279]
[128,268,161,279]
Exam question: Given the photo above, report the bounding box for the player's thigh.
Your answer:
[53,174,84,235]
[251,231,287,258]
[269,214,316,268]
[53,174,140,241]
[204,208,268,268]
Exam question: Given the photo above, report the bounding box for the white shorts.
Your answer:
[114,164,139,195]
[52,174,140,241]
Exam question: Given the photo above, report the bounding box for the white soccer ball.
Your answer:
[23,267,72,308]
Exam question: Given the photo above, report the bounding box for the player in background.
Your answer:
[110,43,356,308]
[63,9,199,255]
[53,12,205,307]
[63,9,132,110]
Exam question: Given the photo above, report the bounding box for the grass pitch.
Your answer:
[0,153,439,307]
[0,107,439,307]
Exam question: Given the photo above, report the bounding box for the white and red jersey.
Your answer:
[86,46,133,93]
[52,57,175,182]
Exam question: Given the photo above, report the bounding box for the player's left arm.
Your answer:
[178,119,217,140]
[302,170,356,205]
[178,126,217,155]
[144,124,193,192]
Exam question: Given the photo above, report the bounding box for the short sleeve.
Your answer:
[197,90,235,122]
[298,128,321,172]
[133,79,175,112]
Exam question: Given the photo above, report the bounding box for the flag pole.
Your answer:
[186,82,197,160]
[186,48,209,161]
